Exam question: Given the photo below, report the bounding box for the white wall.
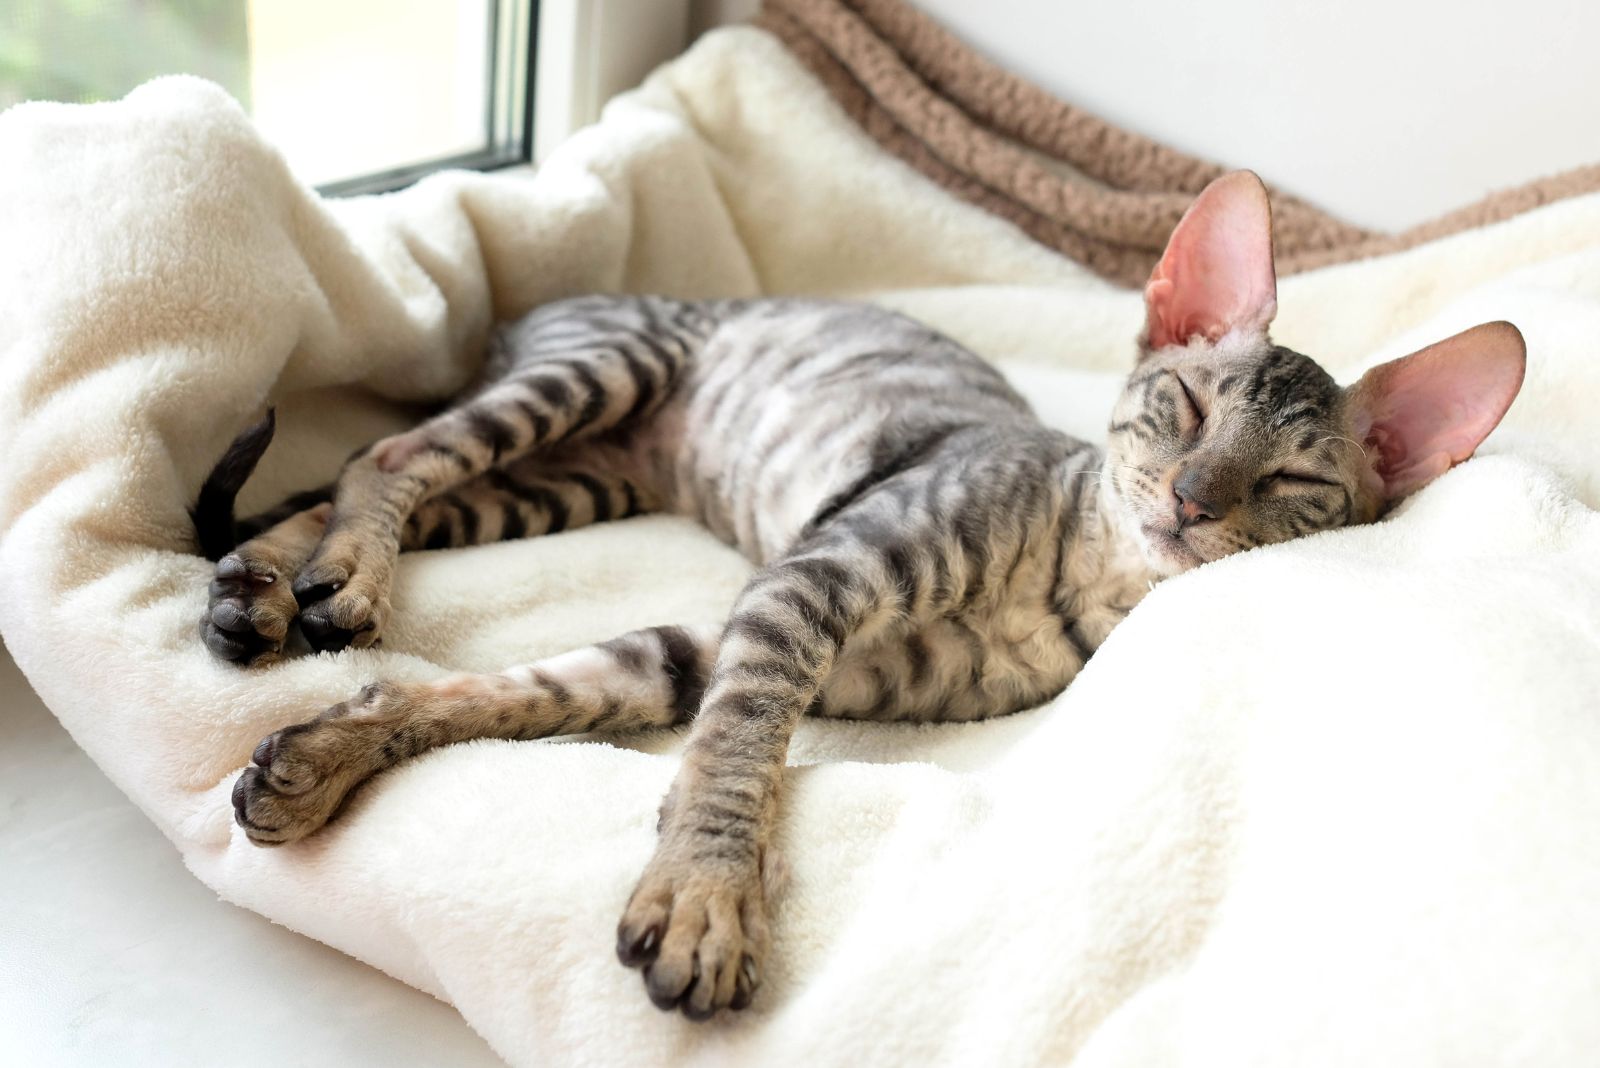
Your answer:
[538,0,692,160]
[696,0,1600,231]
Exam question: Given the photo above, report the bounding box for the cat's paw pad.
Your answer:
[617,857,767,1019]
[292,561,388,654]
[201,551,299,665]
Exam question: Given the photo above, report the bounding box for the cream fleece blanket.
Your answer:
[3,28,1600,1067]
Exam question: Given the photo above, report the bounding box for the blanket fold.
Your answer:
[760,0,1600,284]
[2,17,1599,1068]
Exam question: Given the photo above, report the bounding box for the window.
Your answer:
[0,0,537,196]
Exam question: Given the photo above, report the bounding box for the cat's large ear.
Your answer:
[1346,321,1526,500]
[1143,170,1278,351]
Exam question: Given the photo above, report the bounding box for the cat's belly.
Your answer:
[674,386,878,563]
[814,599,1087,723]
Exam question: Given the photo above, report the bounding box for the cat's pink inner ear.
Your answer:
[1347,321,1527,500]
[1143,171,1278,350]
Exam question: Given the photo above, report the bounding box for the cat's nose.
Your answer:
[1172,470,1227,526]
[1174,493,1218,526]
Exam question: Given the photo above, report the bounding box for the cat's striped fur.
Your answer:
[205,172,1524,1019]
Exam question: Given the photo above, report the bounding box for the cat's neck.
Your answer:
[1052,457,1165,652]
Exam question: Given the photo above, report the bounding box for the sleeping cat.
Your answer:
[199,171,1524,1019]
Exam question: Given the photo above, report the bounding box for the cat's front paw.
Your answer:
[291,545,391,654]
[230,683,409,844]
[201,549,301,665]
[617,849,768,1019]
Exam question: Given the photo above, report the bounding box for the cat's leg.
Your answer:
[232,623,719,845]
[399,464,657,551]
[615,549,899,1018]
[204,323,691,660]
[292,355,683,652]
[202,464,656,664]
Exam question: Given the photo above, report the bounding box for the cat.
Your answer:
[199,171,1524,1019]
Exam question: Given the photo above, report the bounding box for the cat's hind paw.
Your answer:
[201,551,300,665]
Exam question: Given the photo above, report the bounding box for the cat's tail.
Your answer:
[192,410,278,561]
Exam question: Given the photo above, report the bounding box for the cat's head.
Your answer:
[1106,170,1525,575]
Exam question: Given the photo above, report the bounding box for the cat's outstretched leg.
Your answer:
[616,548,899,1019]
[231,623,719,844]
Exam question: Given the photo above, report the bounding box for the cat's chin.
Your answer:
[1138,523,1207,574]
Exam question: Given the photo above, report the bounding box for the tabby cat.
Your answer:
[201,172,1524,1018]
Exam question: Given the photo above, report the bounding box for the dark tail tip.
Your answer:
[192,409,277,561]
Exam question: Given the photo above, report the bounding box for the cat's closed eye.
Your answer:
[1172,374,1204,437]
[1254,470,1340,495]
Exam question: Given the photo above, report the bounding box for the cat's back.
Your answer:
[496,293,1027,415]
[676,297,1041,560]
[698,298,1019,393]
[495,294,1058,563]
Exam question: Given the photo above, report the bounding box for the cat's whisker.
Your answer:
[1309,433,1368,459]
[1065,467,1139,485]
[1073,471,1145,501]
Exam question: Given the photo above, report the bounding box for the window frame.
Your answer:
[315,0,541,198]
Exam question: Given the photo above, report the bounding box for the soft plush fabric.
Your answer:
[3,25,1600,1068]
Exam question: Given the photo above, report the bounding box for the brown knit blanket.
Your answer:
[758,0,1600,286]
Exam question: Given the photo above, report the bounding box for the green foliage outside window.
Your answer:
[0,0,250,111]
